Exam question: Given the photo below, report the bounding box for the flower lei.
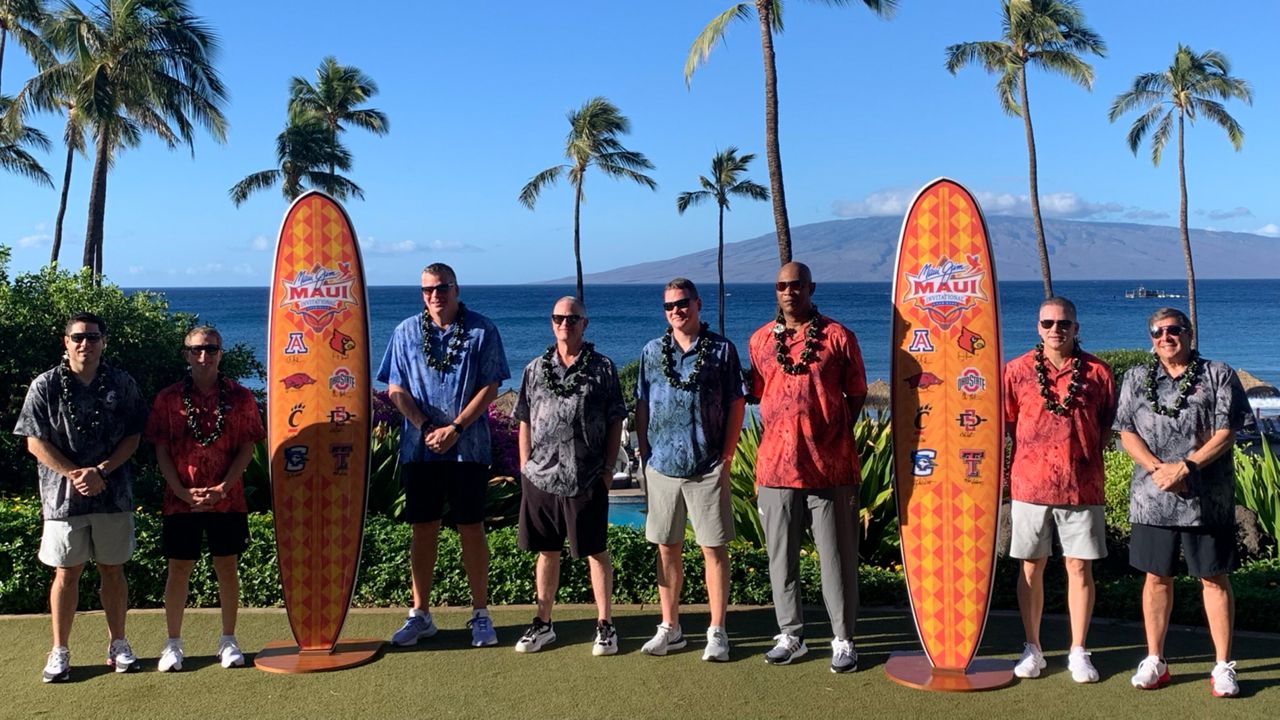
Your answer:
[772,305,822,375]
[1146,352,1202,417]
[182,373,230,447]
[422,302,468,372]
[661,322,711,392]
[542,342,594,398]
[1034,342,1082,416]
[58,355,109,436]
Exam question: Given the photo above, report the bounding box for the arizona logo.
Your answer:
[901,257,988,330]
[329,329,356,356]
[904,371,943,389]
[279,263,358,333]
[957,367,987,396]
[908,329,935,353]
[957,326,986,354]
[283,332,308,355]
[280,372,316,390]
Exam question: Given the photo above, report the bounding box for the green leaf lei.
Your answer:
[58,355,109,436]
[772,305,822,375]
[542,342,594,398]
[661,322,711,392]
[422,302,468,372]
[182,373,230,447]
[1034,342,1082,417]
[1146,353,1202,417]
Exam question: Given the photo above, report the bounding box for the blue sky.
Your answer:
[2,0,1276,286]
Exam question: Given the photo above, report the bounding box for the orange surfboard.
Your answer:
[266,191,371,654]
[887,179,1009,689]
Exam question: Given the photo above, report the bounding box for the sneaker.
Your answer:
[514,617,556,653]
[1068,648,1099,683]
[702,626,730,662]
[106,638,137,673]
[1014,642,1046,679]
[1211,661,1239,698]
[390,611,438,647]
[1131,655,1170,690]
[764,633,807,665]
[42,647,70,683]
[830,637,858,674]
[467,609,498,647]
[641,622,686,656]
[592,620,619,656]
[157,639,184,672]
[217,636,245,668]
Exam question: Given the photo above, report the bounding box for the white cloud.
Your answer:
[1255,223,1280,237]
[834,187,1153,222]
[1201,207,1253,220]
[17,233,51,248]
[358,236,483,255]
[831,189,914,218]
[1125,209,1170,221]
[184,263,225,275]
[128,265,145,275]
[426,238,482,253]
[250,235,270,251]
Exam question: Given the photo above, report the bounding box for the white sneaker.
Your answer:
[591,620,619,657]
[42,647,70,683]
[1131,655,1170,690]
[1068,648,1099,683]
[830,637,858,673]
[641,623,686,656]
[702,626,730,662]
[764,633,807,665]
[217,636,245,668]
[1014,642,1046,679]
[1211,661,1239,698]
[514,618,556,653]
[106,638,137,673]
[157,639,184,672]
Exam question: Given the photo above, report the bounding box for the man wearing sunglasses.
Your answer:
[513,296,627,656]
[634,278,745,661]
[145,327,264,672]
[748,262,867,672]
[15,312,147,682]
[1114,308,1248,697]
[1002,297,1116,683]
[378,263,510,648]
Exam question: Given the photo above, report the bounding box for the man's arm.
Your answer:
[424,381,500,453]
[155,443,197,507]
[634,400,650,461]
[197,440,258,509]
[387,382,428,431]
[845,394,866,425]
[721,397,745,470]
[26,437,100,496]
[603,417,623,486]
[518,420,531,468]
[1150,427,1236,494]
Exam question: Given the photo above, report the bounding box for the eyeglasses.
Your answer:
[184,344,222,354]
[67,333,103,344]
[421,283,455,295]
[1038,319,1075,330]
[775,280,807,292]
[551,314,584,327]
[1150,325,1188,338]
[663,298,693,312]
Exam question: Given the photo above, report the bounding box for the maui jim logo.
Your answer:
[902,256,988,330]
[280,263,358,333]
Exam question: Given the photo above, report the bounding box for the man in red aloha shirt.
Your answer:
[145,326,264,673]
[1003,297,1116,683]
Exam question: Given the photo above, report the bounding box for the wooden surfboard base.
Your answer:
[254,638,384,674]
[884,651,1014,692]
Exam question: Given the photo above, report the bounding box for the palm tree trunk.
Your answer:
[573,180,584,302]
[1018,66,1053,299]
[717,201,726,335]
[84,126,109,281]
[0,29,8,97]
[51,143,74,266]
[1177,112,1197,350]
[756,0,791,265]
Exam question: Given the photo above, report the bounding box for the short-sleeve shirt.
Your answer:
[748,316,868,489]
[377,306,510,465]
[515,346,627,497]
[13,363,148,520]
[1003,349,1116,506]
[1113,358,1248,527]
[636,330,744,478]
[145,378,266,515]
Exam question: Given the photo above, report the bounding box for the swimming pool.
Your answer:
[607,495,646,529]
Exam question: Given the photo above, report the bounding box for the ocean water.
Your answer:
[145,279,1280,388]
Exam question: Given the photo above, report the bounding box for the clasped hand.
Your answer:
[1150,461,1189,493]
[69,467,105,497]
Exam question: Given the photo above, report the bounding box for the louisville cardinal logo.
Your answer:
[280,372,316,390]
[904,371,943,389]
[957,326,986,354]
[329,329,356,356]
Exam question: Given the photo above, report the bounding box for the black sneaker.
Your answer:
[592,620,618,656]
[514,617,556,653]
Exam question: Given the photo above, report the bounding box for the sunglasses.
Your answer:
[67,333,103,344]
[420,283,455,295]
[1038,319,1075,330]
[1150,325,1188,338]
[184,344,222,354]
[663,298,693,312]
[551,314,584,327]
[775,280,807,292]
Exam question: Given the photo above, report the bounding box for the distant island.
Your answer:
[549,216,1280,284]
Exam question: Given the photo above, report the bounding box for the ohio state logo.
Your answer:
[279,262,358,333]
[957,367,987,397]
[901,256,988,330]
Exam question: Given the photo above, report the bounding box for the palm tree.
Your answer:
[0,93,51,186]
[229,108,363,206]
[518,96,657,301]
[945,0,1105,299]
[0,0,53,96]
[686,0,897,266]
[288,56,388,177]
[676,147,768,334]
[49,99,85,265]
[1109,45,1252,348]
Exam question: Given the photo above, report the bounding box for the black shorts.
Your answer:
[402,461,489,525]
[1130,523,1236,578]
[162,512,250,560]
[518,477,608,559]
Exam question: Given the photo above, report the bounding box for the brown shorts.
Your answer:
[518,477,608,559]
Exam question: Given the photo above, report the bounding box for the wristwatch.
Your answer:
[1184,459,1199,475]
[450,422,464,434]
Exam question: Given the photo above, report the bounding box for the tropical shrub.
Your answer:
[1094,348,1152,381]
[617,358,640,414]
[1235,437,1280,556]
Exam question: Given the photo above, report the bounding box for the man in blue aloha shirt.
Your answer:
[378,263,510,648]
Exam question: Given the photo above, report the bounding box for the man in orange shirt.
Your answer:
[748,262,866,673]
[1003,297,1116,683]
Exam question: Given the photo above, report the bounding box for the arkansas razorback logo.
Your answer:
[329,329,356,356]
[957,326,986,354]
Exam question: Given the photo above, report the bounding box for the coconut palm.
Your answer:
[945,0,1105,299]
[0,93,51,186]
[518,96,657,301]
[0,0,53,96]
[686,0,897,266]
[229,109,363,206]
[1109,45,1252,348]
[288,56,388,177]
[676,147,768,334]
[48,100,85,264]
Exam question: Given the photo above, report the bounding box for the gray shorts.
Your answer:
[1009,501,1107,560]
[643,463,734,547]
[39,512,136,567]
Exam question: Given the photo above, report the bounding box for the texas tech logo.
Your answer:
[901,256,988,330]
[960,449,985,482]
[279,263,358,333]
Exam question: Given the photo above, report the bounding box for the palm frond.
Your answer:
[1147,110,1174,167]
[594,162,658,190]
[1120,104,1165,156]
[995,68,1021,116]
[727,178,769,201]
[518,165,565,209]
[676,189,713,214]
[944,41,1010,75]
[684,4,752,88]
[1191,98,1245,150]
[228,169,281,206]
[1033,49,1094,89]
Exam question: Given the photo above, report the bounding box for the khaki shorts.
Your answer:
[1009,501,1107,560]
[643,464,734,547]
[39,513,136,567]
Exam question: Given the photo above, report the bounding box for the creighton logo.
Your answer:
[911,449,937,477]
[280,262,358,333]
[902,257,988,330]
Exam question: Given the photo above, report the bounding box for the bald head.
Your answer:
[777,262,813,285]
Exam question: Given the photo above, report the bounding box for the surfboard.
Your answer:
[887,178,1009,689]
[266,191,372,657]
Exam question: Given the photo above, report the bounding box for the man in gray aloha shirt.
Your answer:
[1114,307,1248,697]
[513,296,627,657]
[14,312,147,682]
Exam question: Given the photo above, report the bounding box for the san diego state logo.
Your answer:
[279,263,358,333]
[901,256,988,330]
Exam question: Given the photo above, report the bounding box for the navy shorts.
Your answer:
[162,512,250,560]
[1130,523,1235,578]
[402,461,489,525]
[518,478,608,559]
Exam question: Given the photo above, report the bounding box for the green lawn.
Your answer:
[4,605,1275,719]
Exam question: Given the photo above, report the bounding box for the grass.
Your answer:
[4,605,1277,719]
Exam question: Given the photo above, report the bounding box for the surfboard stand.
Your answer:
[254,638,384,674]
[884,651,1015,692]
